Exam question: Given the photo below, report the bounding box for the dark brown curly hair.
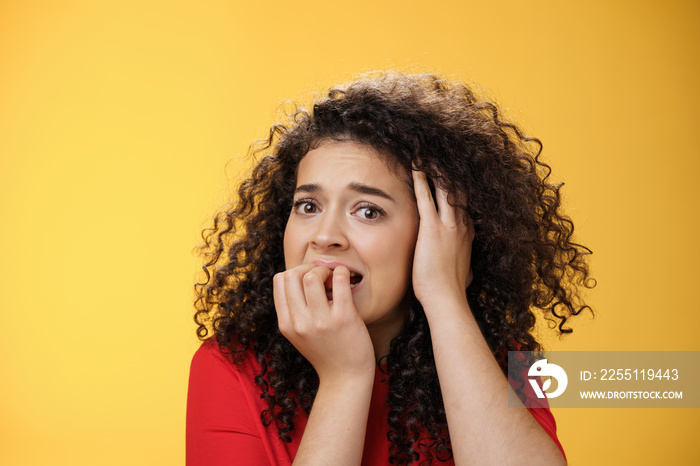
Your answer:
[193,71,594,464]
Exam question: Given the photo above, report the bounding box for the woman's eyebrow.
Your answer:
[294,183,320,194]
[348,182,395,202]
[294,182,396,203]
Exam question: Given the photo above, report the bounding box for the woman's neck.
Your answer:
[366,312,406,363]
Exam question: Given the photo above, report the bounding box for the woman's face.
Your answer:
[283,140,419,335]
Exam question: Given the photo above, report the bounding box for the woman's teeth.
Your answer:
[323,270,363,295]
[349,272,363,288]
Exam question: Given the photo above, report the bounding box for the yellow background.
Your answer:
[1,0,698,464]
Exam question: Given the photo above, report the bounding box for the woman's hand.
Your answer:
[411,169,474,313]
[412,170,566,465]
[273,264,376,382]
[275,265,376,465]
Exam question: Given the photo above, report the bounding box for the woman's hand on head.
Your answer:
[273,264,376,383]
[411,169,474,314]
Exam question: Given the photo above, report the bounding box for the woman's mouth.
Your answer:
[349,271,363,287]
[324,271,364,300]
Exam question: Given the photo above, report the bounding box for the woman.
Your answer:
[186,71,593,465]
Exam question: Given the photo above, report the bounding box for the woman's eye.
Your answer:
[294,200,318,214]
[361,208,378,219]
[356,205,384,220]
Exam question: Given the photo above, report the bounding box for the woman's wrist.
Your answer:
[317,367,375,392]
[419,291,472,323]
[294,366,374,466]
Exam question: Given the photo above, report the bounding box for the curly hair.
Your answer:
[193,71,594,464]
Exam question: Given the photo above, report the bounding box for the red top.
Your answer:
[186,339,565,465]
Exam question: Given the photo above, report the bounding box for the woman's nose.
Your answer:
[310,211,348,250]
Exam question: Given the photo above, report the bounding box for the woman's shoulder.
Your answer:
[187,339,285,464]
[187,337,266,430]
[189,337,262,383]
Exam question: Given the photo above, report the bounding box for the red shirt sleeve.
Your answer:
[526,403,566,462]
[186,341,271,466]
[508,346,566,462]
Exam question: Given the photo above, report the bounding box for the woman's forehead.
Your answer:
[296,140,413,193]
